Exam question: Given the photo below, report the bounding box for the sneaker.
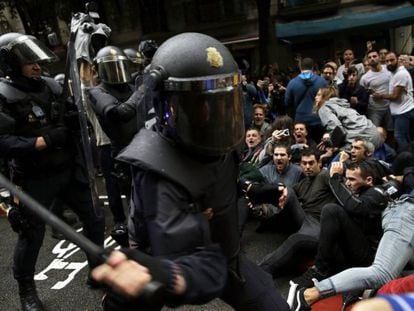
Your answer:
[112,222,127,235]
[292,266,328,288]
[111,222,129,247]
[290,287,311,311]
[286,280,299,308]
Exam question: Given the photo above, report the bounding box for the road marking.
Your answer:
[35,231,119,290]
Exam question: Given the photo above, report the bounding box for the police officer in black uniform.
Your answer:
[0,32,105,311]
[88,46,140,238]
[123,48,145,81]
[92,32,289,310]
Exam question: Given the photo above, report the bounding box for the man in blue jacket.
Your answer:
[285,58,327,141]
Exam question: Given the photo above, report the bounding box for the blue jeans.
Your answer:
[393,108,414,150]
[315,197,414,297]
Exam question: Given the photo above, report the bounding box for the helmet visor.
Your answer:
[97,57,132,84]
[10,35,58,64]
[165,84,245,155]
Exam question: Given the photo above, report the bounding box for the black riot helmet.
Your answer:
[0,32,58,76]
[123,48,144,65]
[149,32,244,156]
[94,45,132,84]
[124,48,144,75]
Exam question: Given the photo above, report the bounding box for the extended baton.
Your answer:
[0,173,163,306]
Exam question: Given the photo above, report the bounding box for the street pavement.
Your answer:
[0,179,292,311]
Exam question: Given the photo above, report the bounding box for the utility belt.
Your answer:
[11,150,73,180]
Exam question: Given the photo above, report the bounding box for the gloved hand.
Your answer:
[43,126,68,148]
[251,204,278,220]
[7,204,30,233]
[246,183,283,205]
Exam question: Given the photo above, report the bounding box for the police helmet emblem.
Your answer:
[27,114,36,123]
[205,47,223,68]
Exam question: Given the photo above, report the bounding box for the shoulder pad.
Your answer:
[42,76,62,96]
[0,78,26,102]
[117,129,214,199]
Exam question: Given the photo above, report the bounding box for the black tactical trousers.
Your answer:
[13,167,105,281]
[99,144,127,223]
[259,191,320,276]
[315,203,377,275]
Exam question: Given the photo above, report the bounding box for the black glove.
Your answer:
[7,204,31,233]
[251,204,278,220]
[43,126,68,148]
[246,183,283,205]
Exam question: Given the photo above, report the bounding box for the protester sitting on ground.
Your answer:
[290,122,317,164]
[291,160,389,289]
[251,149,336,277]
[325,137,392,186]
[241,128,264,166]
[338,66,369,116]
[238,128,267,234]
[258,115,295,166]
[250,143,304,233]
[251,104,270,139]
[289,151,414,311]
[316,133,339,168]
[314,87,381,151]
[259,142,303,186]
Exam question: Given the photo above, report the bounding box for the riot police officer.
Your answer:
[88,46,140,239]
[0,33,105,311]
[123,48,144,80]
[92,32,289,310]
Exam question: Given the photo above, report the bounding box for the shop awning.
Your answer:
[276,2,414,39]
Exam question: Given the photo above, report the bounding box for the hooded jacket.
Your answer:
[285,71,327,125]
[318,97,380,149]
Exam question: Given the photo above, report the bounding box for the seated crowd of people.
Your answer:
[239,47,414,310]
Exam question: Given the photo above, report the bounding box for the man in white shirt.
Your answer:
[360,50,392,129]
[373,51,414,150]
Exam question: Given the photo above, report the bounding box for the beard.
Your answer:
[387,64,398,72]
